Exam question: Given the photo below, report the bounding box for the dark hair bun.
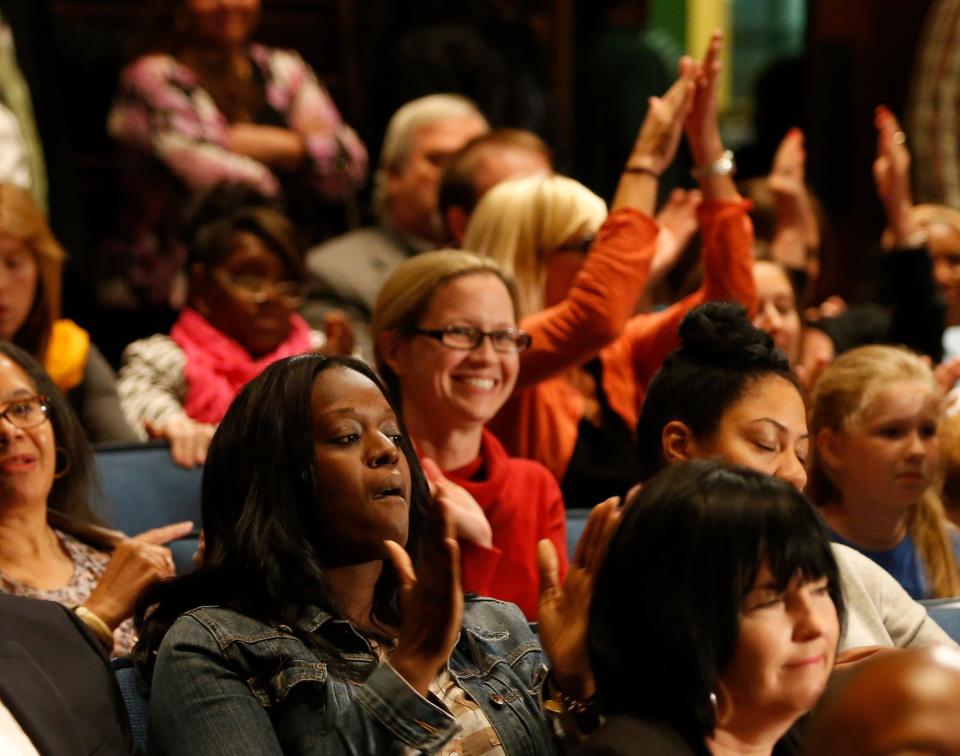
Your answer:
[677,302,789,371]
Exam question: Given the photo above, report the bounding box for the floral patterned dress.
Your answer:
[0,529,137,657]
[104,44,368,307]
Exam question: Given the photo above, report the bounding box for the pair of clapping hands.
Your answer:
[386,460,622,701]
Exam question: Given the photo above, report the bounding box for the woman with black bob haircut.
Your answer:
[135,353,610,755]
[634,301,955,653]
[582,461,843,755]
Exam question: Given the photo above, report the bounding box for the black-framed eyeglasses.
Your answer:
[213,270,307,307]
[0,395,49,429]
[411,325,532,353]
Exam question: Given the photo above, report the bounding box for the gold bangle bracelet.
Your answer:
[75,605,114,645]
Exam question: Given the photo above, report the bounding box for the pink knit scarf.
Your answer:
[171,307,312,424]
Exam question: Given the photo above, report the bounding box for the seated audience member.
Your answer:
[580,460,842,756]
[438,128,554,245]
[804,645,960,755]
[466,33,757,507]
[135,354,616,754]
[635,301,954,650]
[0,184,136,443]
[118,188,334,467]
[0,595,137,755]
[753,108,945,389]
[105,0,367,313]
[372,250,566,620]
[0,342,191,656]
[915,203,960,359]
[304,94,489,357]
[808,345,960,599]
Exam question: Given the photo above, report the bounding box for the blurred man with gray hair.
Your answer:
[304,94,488,356]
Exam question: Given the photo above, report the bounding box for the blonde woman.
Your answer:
[372,250,567,620]
[0,184,135,442]
[809,345,960,599]
[463,32,757,506]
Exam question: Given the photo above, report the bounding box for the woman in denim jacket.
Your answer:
[133,354,612,754]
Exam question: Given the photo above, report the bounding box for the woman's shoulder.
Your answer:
[121,333,185,365]
[120,53,194,87]
[170,605,286,643]
[462,596,538,642]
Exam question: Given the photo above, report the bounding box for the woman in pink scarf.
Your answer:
[118,187,348,466]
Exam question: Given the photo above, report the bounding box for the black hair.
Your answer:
[0,341,99,524]
[134,354,430,680]
[180,183,306,281]
[636,302,798,481]
[589,460,844,749]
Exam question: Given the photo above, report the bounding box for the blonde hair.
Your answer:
[462,174,607,316]
[370,249,519,399]
[0,184,64,361]
[373,94,487,220]
[809,345,960,597]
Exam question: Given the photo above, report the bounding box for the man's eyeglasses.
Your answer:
[213,270,307,307]
[0,395,49,429]
[411,325,532,353]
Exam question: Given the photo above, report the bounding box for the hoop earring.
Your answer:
[54,447,71,480]
[711,682,732,727]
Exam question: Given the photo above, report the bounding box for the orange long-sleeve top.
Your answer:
[487,198,757,484]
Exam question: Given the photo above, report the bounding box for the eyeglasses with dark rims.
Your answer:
[410,325,532,353]
[0,395,49,429]
[213,270,307,307]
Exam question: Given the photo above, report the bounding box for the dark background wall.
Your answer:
[47,0,942,306]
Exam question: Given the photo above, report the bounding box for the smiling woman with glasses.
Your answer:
[0,341,192,657]
[118,186,343,468]
[371,250,568,620]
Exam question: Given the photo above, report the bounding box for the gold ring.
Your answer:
[893,131,906,145]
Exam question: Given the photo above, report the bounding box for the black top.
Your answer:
[808,246,945,361]
[561,359,640,509]
[575,715,805,756]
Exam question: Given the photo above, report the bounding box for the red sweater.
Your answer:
[441,429,569,620]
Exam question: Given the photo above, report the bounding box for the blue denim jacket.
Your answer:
[148,596,560,755]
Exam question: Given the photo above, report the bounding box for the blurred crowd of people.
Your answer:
[3,1,960,755]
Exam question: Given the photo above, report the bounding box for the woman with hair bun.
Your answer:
[635,301,954,650]
[808,345,960,599]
